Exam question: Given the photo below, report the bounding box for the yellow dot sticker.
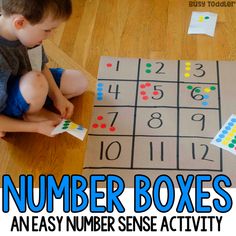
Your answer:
[69,123,78,130]
[232,127,236,132]
[227,133,234,138]
[225,137,232,141]
[204,88,211,93]
[222,140,229,145]
[185,67,191,71]
[185,62,191,66]
[184,73,190,78]
[198,16,204,22]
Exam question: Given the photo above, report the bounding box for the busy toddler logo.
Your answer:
[0,174,233,233]
[189,1,236,7]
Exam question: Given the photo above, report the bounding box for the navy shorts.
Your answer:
[2,68,64,118]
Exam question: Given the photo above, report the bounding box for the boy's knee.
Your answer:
[74,71,88,95]
[78,71,88,94]
[19,71,49,102]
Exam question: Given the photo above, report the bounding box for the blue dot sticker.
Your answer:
[97,92,103,96]
[77,125,84,130]
[231,118,236,123]
[202,101,208,106]
[216,138,222,143]
[222,130,228,134]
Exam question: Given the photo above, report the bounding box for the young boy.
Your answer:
[0,0,88,138]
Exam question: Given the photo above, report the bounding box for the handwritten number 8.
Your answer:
[148,112,163,129]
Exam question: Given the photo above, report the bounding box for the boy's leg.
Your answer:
[59,70,88,99]
[0,71,51,138]
[20,71,60,122]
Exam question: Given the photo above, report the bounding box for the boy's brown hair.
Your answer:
[2,0,72,24]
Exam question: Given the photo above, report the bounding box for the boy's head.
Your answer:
[1,0,72,47]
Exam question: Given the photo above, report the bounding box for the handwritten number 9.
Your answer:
[191,113,205,131]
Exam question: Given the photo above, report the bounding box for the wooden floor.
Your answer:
[1,0,236,186]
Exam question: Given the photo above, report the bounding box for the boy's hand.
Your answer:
[53,94,74,119]
[37,120,61,137]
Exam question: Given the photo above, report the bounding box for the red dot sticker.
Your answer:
[140,91,146,95]
[140,84,146,89]
[145,82,151,87]
[143,96,149,100]
[92,124,99,128]
[153,91,159,95]
[106,63,112,68]
[109,127,116,132]
[97,116,103,121]
[101,124,106,129]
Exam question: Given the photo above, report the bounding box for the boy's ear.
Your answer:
[13,15,27,29]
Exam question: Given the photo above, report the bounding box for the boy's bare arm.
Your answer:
[42,65,62,100]
[0,114,59,137]
[42,65,74,119]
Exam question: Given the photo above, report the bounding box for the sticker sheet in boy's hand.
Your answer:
[211,115,236,155]
[188,11,218,37]
[51,119,87,140]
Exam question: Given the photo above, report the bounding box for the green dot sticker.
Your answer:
[229,143,234,148]
[146,63,152,68]
[187,85,193,90]
[232,139,236,144]
[195,88,201,93]
[145,69,151,73]
[62,120,71,129]
[210,86,216,91]
[205,16,210,20]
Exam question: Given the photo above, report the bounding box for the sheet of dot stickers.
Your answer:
[83,56,236,187]
[211,115,236,155]
[188,12,218,37]
[51,119,87,140]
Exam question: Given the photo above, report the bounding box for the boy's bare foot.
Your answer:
[0,131,6,138]
[23,108,61,122]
